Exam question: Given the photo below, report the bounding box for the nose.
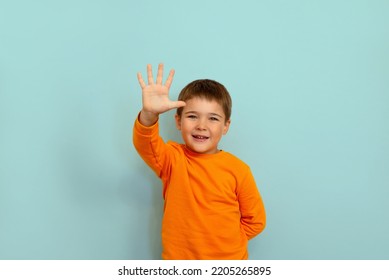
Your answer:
[196,118,207,130]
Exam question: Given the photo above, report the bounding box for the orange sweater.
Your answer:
[133,117,266,259]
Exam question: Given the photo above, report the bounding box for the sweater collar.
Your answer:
[182,144,225,159]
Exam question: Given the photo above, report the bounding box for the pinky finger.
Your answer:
[137,72,146,89]
[165,69,175,89]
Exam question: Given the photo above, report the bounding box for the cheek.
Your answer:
[212,126,225,136]
[181,121,193,133]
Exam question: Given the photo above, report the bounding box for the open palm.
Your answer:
[137,64,186,115]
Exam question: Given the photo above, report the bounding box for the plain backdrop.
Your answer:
[1,0,388,259]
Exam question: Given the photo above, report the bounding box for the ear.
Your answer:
[175,114,182,130]
[223,119,231,135]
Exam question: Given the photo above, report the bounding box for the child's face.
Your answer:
[175,97,231,154]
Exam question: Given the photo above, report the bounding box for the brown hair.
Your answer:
[176,79,232,121]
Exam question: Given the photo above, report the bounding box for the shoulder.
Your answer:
[165,141,187,157]
[220,151,251,173]
[220,152,258,192]
[166,141,184,150]
[221,151,248,164]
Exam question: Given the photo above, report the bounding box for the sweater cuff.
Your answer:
[134,112,159,135]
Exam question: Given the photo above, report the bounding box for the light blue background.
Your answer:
[1,0,388,259]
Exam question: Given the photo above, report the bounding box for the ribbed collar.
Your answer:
[182,144,226,159]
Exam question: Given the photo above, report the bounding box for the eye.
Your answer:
[209,117,220,121]
[187,115,197,119]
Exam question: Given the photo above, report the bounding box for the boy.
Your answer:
[133,63,266,260]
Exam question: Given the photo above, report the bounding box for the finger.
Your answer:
[165,69,175,89]
[168,100,186,110]
[156,63,164,84]
[147,64,154,84]
[137,72,146,89]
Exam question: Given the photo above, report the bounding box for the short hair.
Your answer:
[176,79,232,121]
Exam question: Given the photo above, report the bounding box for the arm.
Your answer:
[237,169,266,240]
[133,63,186,178]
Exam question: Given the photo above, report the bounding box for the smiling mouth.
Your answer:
[192,135,209,141]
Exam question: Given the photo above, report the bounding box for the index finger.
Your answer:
[164,69,175,89]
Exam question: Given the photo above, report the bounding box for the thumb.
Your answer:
[169,100,186,110]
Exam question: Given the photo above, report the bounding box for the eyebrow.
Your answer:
[184,111,223,118]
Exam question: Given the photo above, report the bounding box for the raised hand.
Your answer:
[137,63,186,126]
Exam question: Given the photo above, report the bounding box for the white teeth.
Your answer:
[193,135,208,139]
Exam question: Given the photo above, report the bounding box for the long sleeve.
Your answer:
[237,168,266,240]
[132,116,172,179]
